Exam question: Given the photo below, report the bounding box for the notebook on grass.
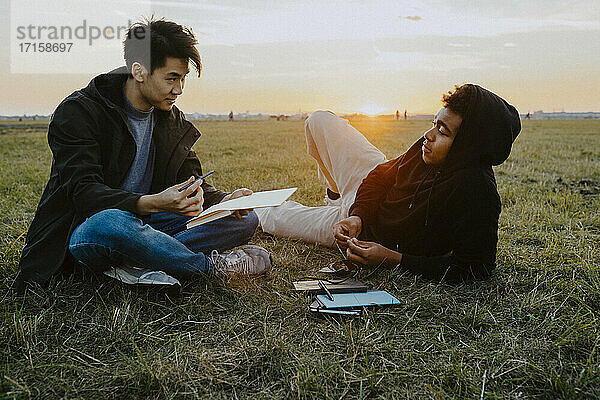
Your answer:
[293,279,367,294]
[313,290,400,309]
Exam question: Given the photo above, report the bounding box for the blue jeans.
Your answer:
[68,209,259,278]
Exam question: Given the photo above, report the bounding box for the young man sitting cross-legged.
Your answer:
[257,84,521,282]
[16,18,270,293]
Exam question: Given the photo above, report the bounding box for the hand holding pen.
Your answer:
[178,170,216,197]
[136,171,215,216]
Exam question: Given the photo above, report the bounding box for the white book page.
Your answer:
[187,187,297,226]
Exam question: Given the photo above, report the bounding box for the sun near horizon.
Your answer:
[358,104,388,116]
[1,1,599,115]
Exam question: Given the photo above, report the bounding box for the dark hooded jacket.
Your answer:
[349,85,521,282]
[15,67,227,294]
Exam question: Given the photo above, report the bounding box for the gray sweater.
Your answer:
[120,87,155,194]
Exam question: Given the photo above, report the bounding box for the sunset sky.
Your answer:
[1,0,599,115]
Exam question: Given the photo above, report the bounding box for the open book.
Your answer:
[186,187,297,229]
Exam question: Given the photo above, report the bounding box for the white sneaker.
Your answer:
[211,245,272,275]
[103,266,181,287]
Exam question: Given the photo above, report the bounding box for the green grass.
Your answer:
[1,118,599,399]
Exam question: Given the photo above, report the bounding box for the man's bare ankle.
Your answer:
[326,188,340,200]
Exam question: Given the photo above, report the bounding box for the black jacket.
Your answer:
[16,67,226,294]
[350,84,521,282]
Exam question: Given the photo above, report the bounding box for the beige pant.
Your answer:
[255,111,387,246]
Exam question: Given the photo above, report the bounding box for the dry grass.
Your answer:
[1,118,599,399]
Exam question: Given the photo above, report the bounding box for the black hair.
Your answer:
[123,17,201,77]
[442,84,476,119]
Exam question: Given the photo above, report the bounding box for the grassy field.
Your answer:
[1,118,599,399]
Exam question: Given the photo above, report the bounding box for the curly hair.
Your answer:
[441,84,475,118]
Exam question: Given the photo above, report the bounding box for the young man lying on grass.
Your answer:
[257,84,521,281]
[16,18,271,294]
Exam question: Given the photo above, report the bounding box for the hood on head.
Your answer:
[443,84,521,170]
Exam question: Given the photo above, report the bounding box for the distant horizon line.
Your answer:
[2,109,600,118]
[0,110,600,121]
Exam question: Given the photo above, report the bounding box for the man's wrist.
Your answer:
[136,194,159,215]
[384,248,403,268]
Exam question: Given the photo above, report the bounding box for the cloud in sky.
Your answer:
[373,49,483,72]
[0,0,598,114]
[149,0,600,46]
[398,16,423,21]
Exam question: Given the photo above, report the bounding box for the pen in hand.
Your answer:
[178,170,216,193]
